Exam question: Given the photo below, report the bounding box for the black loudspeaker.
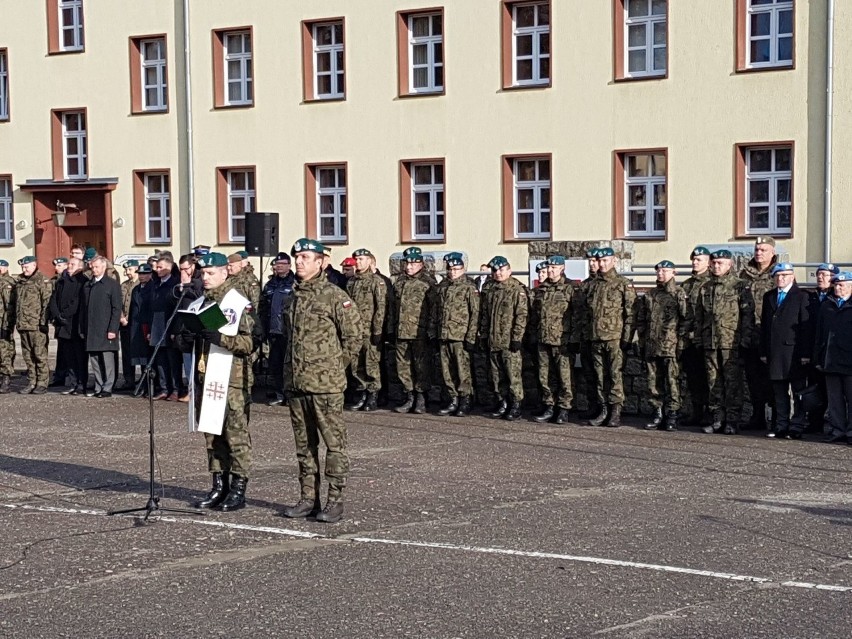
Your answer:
[245,212,279,257]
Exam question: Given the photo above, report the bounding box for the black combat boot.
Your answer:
[0,375,9,394]
[219,476,248,512]
[412,392,426,414]
[454,396,471,417]
[554,408,570,425]
[316,501,344,523]
[645,407,664,430]
[724,422,739,435]
[394,391,414,413]
[489,397,508,418]
[361,391,378,412]
[281,496,321,518]
[505,401,522,421]
[606,404,622,427]
[196,472,229,509]
[347,391,368,411]
[534,405,554,423]
[664,411,678,431]
[588,404,609,426]
[703,415,723,434]
[438,396,459,416]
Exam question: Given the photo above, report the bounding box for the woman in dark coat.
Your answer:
[80,257,123,397]
[812,271,852,444]
[758,263,811,438]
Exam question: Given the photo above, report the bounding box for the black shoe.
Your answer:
[504,401,521,421]
[281,497,321,518]
[664,411,679,431]
[85,389,97,397]
[346,391,367,411]
[454,396,471,417]
[95,391,112,398]
[723,423,739,435]
[824,433,846,444]
[195,473,229,509]
[606,404,622,428]
[645,407,663,430]
[219,476,248,512]
[316,501,344,523]
[535,405,554,423]
[588,404,609,427]
[703,420,723,434]
[395,392,414,413]
[361,391,378,412]
[553,408,570,425]
[489,398,508,418]
[267,393,285,406]
[438,396,459,416]
[62,386,80,396]
[412,392,426,414]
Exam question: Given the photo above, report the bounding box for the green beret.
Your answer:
[710,249,733,260]
[123,259,140,268]
[548,255,565,266]
[690,246,710,258]
[655,260,675,270]
[83,247,97,260]
[585,248,600,259]
[197,252,228,268]
[597,247,615,257]
[535,261,547,273]
[137,264,153,274]
[291,237,327,256]
[18,255,37,265]
[0,259,9,267]
[53,257,68,265]
[352,248,374,258]
[489,255,509,270]
[402,247,423,263]
[444,254,465,268]
[237,250,249,259]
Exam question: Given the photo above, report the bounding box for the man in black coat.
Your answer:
[49,257,88,394]
[80,256,122,398]
[804,263,838,433]
[813,271,852,444]
[759,263,811,439]
[150,255,182,400]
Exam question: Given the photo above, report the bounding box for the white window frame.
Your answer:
[746,0,794,69]
[144,173,171,243]
[0,50,8,121]
[513,158,550,239]
[227,169,255,242]
[316,166,347,242]
[58,0,85,52]
[624,0,667,78]
[624,153,666,238]
[0,178,12,244]
[140,38,167,112]
[512,2,550,87]
[313,22,345,100]
[62,111,87,180]
[224,31,253,106]
[408,13,443,94]
[745,147,792,235]
[410,163,445,241]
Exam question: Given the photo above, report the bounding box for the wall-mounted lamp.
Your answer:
[53,200,80,227]
[114,217,126,229]
[15,220,28,231]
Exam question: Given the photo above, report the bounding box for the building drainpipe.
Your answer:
[824,0,835,262]
[182,0,196,251]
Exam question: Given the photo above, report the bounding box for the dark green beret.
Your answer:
[352,248,374,258]
[597,247,615,257]
[548,255,565,266]
[83,247,97,260]
[0,259,9,267]
[137,264,153,274]
[291,238,327,256]
[489,255,509,270]
[402,247,423,263]
[124,259,140,268]
[535,261,547,273]
[237,250,249,259]
[197,252,229,268]
[690,246,710,258]
[53,257,68,265]
[585,248,600,259]
[710,249,733,260]
[18,255,37,265]
[655,260,675,270]
[444,254,465,268]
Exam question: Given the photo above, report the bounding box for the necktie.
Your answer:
[777,290,786,306]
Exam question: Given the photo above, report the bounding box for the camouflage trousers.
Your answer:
[19,329,49,387]
[591,340,625,405]
[0,335,15,376]
[353,338,382,393]
[288,392,349,502]
[204,385,253,478]
[646,356,681,412]
[704,348,744,423]
[538,344,573,409]
[490,349,524,403]
[440,340,472,398]
[680,344,708,410]
[395,339,430,393]
[579,341,596,404]
[472,347,494,406]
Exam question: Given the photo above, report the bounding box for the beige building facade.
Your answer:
[0,0,848,276]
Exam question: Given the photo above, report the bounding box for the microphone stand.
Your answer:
[108,285,202,521]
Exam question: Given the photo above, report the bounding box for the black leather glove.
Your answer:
[370,333,383,347]
[464,341,476,353]
[620,339,632,352]
[201,329,222,346]
[509,340,522,353]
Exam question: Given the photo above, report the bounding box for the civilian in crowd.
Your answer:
[80,256,122,398]
[49,257,87,395]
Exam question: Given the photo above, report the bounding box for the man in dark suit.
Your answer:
[80,256,123,398]
[805,263,838,433]
[150,255,182,400]
[759,262,811,439]
[49,257,88,395]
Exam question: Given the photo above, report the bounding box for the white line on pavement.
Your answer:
[5,503,851,593]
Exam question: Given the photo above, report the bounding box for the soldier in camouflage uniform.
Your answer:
[739,236,778,430]
[533,256,576,425]
[15,256,51,394]
[0,259,16,393]
[118,260,140,390]
[227,252,261,308]
[587,247,636,427]
[177,252,260,512]
[636,260,689,431]
[572,248,600,418]
[346,248,387,412]
[479,256,528,421]
[694,249,755,435]
[432,252,479,417]
[390,247,435,414]
[281,238,362,524]
[680,246,711,425]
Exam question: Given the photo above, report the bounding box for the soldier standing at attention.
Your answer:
[572,248,601,418]
[0,259,16,394]
[117,260,140,391]
[177,252,259,512]
[533,256,576,425]
[390,247,434,414]
[227,252,261,308]
[587,247,636,428]
[346,248,386,412]
[739,236,778,430]
[637,260,688,431]
[479,256,528,421]
[680,246,712,425]
[15,256,51,394]
[281,238,361,523]
[432,252,479,417]
[694,250,754,435]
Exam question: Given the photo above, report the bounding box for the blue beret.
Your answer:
[832,272,852,283]
[402,247,423,263]
[0,259,8,267]
[597,247,615,257]
[655,260,675,270]
[197,252,228,268]
[771,262,794,275]
[489,256,509,270]
[818,263,839,275]
[548,255,565,266]
[137,264,153,274]
[535,261,547,273]
[18,255,37,265]
[291,238,327,256]
[710,249,733,260]
[691,246,710,258]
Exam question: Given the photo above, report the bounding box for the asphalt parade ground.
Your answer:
[1,384,850,638]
